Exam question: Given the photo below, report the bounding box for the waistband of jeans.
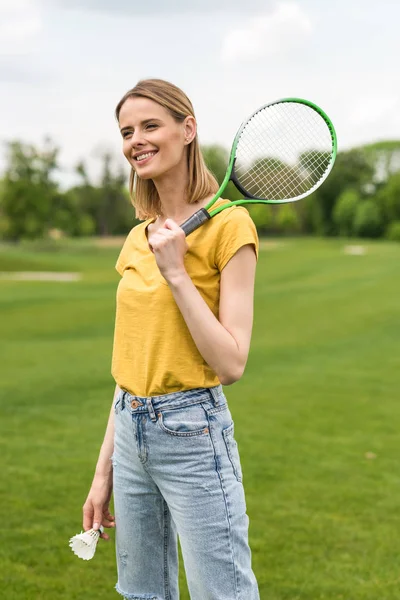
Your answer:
[118,384,225,414]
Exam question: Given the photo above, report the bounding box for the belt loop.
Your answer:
[208,385,221,406]
[146,397,157,422]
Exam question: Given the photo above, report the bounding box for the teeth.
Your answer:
[135,152,156,162]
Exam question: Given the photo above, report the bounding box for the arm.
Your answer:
[93,384,119,478]
[168,244,257,385]
[82,384,120,538]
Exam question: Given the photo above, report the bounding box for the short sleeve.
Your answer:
[115,231,134,276]
[214,206,259,272]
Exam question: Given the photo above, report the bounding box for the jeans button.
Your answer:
[131,399,142,409]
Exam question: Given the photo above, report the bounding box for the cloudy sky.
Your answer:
[1,0,399,186]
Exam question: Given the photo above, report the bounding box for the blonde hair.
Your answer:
[115,79,219,220]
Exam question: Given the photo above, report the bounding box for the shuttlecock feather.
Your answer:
[69,526,104,560]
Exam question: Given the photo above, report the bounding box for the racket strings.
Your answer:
[241,157,307,200]
[239,117,329,197]
[234,102,334,200]
[238,145,313,201]
[237,126,330,198]
[237,132,314,198]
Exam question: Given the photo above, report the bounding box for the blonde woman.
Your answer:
[83,79,260,600]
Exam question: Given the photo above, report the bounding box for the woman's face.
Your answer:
[118,96,194,180]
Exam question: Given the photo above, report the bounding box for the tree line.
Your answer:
[1,138,400,241]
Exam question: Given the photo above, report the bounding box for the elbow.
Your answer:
[218,364,245,386]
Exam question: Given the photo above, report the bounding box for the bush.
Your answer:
[386,220,400,242]
[353,200,384,238]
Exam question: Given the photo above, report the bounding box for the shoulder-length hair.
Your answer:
[115,79,219,220]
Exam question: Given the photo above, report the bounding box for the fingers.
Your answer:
[101,514,116,528]
[104,509,115,522]
[83,504,115,532]
[151,228,175,242]
[93,511,116,530]
[149,224,186,252]
[163,218,181,231]
[162,220,186,238]
[97,514,115,542]
[92,515,103,531]
[82,503,94,532]
[148,232,173,252]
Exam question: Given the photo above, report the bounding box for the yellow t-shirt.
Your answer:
[111,199,259,397]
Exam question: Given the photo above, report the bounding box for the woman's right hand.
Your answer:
[82,474,115,541]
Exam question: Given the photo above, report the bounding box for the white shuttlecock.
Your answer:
[69,526,104,560]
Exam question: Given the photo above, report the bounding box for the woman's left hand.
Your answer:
[148,219,189,282]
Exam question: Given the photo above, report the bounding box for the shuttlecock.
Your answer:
[69,526,104,560]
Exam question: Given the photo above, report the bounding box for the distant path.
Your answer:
[0,272,81,281]
[93,236,125,247]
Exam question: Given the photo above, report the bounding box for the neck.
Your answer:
[151,159,192,222]
[150,159,213,224]
[153,178,188,221]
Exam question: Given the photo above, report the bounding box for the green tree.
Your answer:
[71,155,137,236]
[99,152,138,235]
[306,149,374,235]
[247,204,271,233]
[376,171,400,224]
[1,138,60,240]
[202,144,242,202]
[66,161,102,236]
[201,145,228,184]
[53,185,96,237]
[275,204,300,234]
[386,221,400,242]
[353,200,384,238]
[359,140,400,184]
[333,189,360,237]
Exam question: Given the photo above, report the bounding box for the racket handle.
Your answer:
[180,208,211,236]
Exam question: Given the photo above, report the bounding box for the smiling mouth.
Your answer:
[134,151,158,163]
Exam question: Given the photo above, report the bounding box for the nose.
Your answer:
[129,130,146,148]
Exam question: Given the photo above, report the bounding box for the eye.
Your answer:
[145,123,158,130]
[122,131,132,139]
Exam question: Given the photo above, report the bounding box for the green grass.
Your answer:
[1,237,399,599]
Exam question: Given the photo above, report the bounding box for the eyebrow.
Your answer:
[120,118,162,133]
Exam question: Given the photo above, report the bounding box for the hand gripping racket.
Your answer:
[180,98,337,235]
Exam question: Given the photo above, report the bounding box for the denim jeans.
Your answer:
[112,384,260,600]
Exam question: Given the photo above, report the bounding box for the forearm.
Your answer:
[94,384,120,479]
[168,272,245,384]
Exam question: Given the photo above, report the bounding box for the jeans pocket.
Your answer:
[157,403,209,437]
[222,423,243,482]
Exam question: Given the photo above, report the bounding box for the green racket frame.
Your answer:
[181,98,337,236]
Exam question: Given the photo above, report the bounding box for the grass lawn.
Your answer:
[0,236,399,599]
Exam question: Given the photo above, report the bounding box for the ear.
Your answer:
[183,116,196,144]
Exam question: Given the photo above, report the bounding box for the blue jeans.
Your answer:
[112,384,260,600]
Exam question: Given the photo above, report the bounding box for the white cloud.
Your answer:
[1,0,400,182]
[351,95,399,127]
[0,0,42,56]
[221,2,313,63]
[345,94,400,148]
[42,0,272,16]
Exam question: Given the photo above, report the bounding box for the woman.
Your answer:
[83,79,260,600]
